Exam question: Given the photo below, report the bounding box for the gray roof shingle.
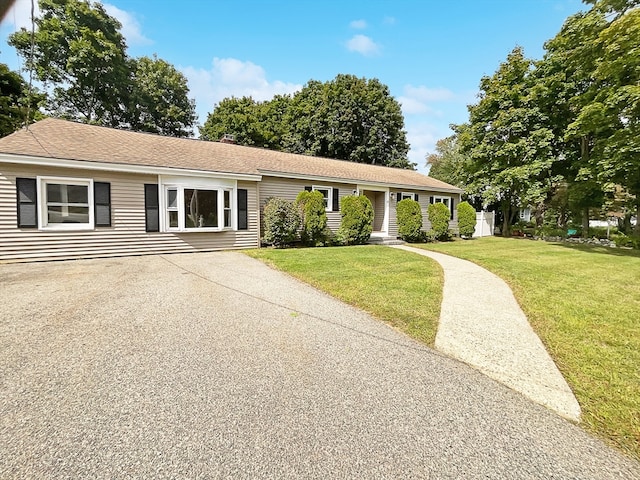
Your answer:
[0,118,462,191]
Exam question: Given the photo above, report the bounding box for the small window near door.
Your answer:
[399,192,417,202]
[432,196,451,209]
[312,186,332,211]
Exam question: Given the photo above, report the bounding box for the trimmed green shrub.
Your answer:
[262,197,300,248]
[396,199,424,242]
[335,195,373,245]
[295,190,328,246]
[456,201,476,238]
[427,202,451,241]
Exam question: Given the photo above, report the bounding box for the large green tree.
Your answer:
[201,74,413,169]
[200,95,288,148]
[0,63,42,137]
[284,75,412,168]
[425,135,470,190]
[128,55,196,137]
[590,6,640,234]
[9,0,129,126]
[537,8,609,235]
[455,47,555,236]
[8,0,196,137]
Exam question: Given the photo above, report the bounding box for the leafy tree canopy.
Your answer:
[426,135,470,190]
[284,74,413,169]
[128,55,196,137]
[454,47,555,236]
[9,0,129,125]
[8,0,196,136]
[0,63,43,137]
[201,74,414,169]
[200,95,288,148]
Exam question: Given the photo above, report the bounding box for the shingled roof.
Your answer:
[0,118,461,191]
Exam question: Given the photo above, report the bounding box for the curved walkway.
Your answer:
[390,244,582,422]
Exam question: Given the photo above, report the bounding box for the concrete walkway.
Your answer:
[390,244,582,422]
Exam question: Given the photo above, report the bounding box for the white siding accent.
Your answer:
[0,163,259,263]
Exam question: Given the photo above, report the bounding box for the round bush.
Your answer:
[456,201,476,238]
[427,202,451,241]
[295,190,328,246]
[262,197,300,247]
[396,199,423,242]
[336,195,373,245]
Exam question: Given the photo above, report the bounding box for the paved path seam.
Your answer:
[390,244,582,422]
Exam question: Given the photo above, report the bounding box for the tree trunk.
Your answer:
[501,201,512,237]
[582,207,590,238]
[634,202,640,238]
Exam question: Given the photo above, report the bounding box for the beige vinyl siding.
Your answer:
[416,191,460,233]
[0,163,259,263]
[259,176,356,233]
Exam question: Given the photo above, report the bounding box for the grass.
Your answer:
[413,237,640,460]
[246,245,443,345]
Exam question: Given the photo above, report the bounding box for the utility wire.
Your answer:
[25,0,35,130]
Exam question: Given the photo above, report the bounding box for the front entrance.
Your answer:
[363,190,388,235]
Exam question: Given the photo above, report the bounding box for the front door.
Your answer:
[363,190,387,234]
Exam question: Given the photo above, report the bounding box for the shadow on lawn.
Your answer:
[551,241,640,258]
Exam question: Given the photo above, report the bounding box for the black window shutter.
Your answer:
[429,196,434,204]
[16,178,38,228]
[94,182,111,227]
[332,188,339,211]
[144,184,159,232]
[415,193,419,202]
[450,197,455,220]
[304,186,312,192]
[237,189,248,230]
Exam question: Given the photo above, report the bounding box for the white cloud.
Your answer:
[349,19,367,29]
[2,0,39,30]
[383,16,396,25]
[346,34,380,56]
[405,121,449,175]
[103,3,152,46]
[399,85,455,115]
[181,57,302,127]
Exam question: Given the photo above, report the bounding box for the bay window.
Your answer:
[163,185,233,231]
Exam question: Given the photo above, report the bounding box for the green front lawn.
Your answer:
[246,245,443,345]
[414,237,640,460]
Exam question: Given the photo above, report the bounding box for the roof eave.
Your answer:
[258,169,464,193]
[0,153,263,181]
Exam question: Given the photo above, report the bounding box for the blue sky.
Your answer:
[1,0,585,173]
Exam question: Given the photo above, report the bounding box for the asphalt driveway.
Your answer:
[1,252,638,479]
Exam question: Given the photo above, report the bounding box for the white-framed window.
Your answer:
[313,185,333,211]
[519,208,531,222]
[38,176,94,230]
[399,192,417,201]
[433,196,451,209]
[163,185,233,232]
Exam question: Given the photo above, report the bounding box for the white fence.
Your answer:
[473,211,495,237]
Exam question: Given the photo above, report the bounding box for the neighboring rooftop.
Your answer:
[0,118,461,191]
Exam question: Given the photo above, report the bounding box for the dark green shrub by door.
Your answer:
[336,195,373,245]
[396,199,424,242]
